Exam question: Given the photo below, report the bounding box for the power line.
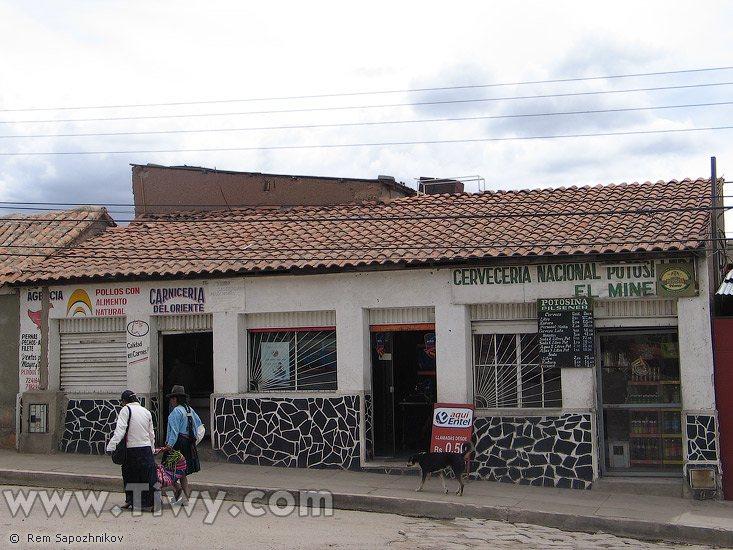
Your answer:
[0,201,722,225]
[0,189,724,219]
[3,81,732,125]
[2,126,732,156]
[8,237,710,265]
[1,235,711,255]
[3,65,732,113]
[2,101,731,140]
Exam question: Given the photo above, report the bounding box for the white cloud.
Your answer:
[1,0,732,229]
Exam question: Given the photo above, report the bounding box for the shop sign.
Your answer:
[538,298,595,368]
[656,262,695,297]
[20,287,42,391]
[149,286,206,314]
[58,286,142,317]
[126,320,150,367]
[451,259,696,303]
[430,403,474,454]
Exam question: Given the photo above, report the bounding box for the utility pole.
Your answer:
[711,156,722,291]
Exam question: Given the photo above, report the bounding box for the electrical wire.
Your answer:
[0,201,724,226]
[2,65,732,113]
[2,126,733,156]
[3,82,732,125]
[2,101,732,140]
[1,185,731,212]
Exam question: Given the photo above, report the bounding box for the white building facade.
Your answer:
[19,253,719,490]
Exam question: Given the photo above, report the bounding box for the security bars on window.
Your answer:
[473,333,562,408]
[248,329,337,391]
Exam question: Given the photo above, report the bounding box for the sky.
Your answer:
[1,0,732,227]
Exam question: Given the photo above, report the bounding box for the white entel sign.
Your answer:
[433,406,474,428]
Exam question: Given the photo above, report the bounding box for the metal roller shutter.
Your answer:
[59,318,127,393]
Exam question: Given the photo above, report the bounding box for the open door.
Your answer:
[371,326,436,459]
[159,332,213,443]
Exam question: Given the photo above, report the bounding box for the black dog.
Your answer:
[407,442,473,496]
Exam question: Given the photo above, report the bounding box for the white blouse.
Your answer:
[106,402,155,451]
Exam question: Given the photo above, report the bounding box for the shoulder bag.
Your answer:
[111,406,131,465]
[186,405,205,445]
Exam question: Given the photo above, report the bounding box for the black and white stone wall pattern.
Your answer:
[61,396,152,454]
[214,396,360,469]
[365,393,373,461]
[471,413,594,489]
[686,413,718,462]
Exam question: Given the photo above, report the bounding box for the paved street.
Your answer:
[0,485,722,550]
[391,517,721,550]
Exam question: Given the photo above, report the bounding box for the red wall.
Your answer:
[713,319,733,499]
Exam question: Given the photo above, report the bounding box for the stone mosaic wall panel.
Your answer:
[472,413,594,489]
[61,396,152,454]
[365,393,373,460]
[686,414,718,462]
[214,395,360,469]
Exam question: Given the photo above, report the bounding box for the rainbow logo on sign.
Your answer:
[67,289,92,316]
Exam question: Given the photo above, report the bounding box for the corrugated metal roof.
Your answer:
[716,273,733,295]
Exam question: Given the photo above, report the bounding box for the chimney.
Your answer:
[418,177,465,194]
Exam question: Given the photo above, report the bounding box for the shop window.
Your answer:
[473,333,562,408]
[248,329,337,391]
[600,330,682,474]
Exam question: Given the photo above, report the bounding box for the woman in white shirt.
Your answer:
[106,390,157,511]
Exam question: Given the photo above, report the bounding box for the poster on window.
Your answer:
[261,342,291,388]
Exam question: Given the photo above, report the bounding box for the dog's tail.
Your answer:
[461,441,475,459]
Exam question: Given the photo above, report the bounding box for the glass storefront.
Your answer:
[599,330,682,475]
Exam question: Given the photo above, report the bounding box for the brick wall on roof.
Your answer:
[132,165,415,216]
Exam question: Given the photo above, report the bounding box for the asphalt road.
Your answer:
[0,485,721,550]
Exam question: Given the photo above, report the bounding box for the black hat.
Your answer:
[120,390,138,403]
[166,385,189,398]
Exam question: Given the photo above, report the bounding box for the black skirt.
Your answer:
[173,434,200,475]
[121,446,157,508]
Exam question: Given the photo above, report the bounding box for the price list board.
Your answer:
[538,298,595,368]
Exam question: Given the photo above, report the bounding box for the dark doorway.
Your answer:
[371,328,437,459]
[160,332,213,442]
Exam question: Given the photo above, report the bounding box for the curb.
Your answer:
[1,469,731,548]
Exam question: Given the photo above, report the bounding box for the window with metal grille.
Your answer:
[473,333,561,408]
[248,328,337,391]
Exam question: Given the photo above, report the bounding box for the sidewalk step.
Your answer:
[592,477,684,498]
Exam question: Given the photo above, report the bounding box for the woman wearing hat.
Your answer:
[165,385,202,505]
[106,390,158,511]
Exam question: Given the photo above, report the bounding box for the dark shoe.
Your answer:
[120,503,133,510]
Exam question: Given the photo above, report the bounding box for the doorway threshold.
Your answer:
[592,476,684,498]
[361,459,417,475]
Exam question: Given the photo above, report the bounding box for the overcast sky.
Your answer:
[1,1,732,227]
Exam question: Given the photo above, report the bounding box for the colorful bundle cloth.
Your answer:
[155,448,187,488]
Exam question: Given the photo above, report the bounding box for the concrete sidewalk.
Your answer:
[0,448,731,547]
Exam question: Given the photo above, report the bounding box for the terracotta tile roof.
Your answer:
[0,206,115,285]
[15,178,712,284]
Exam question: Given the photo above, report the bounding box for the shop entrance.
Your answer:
[371,326,437,459]
[598,329,682,476]
[160,332,213,443]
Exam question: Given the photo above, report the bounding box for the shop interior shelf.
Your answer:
[627,380,681,386]
[630,433,682,438]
